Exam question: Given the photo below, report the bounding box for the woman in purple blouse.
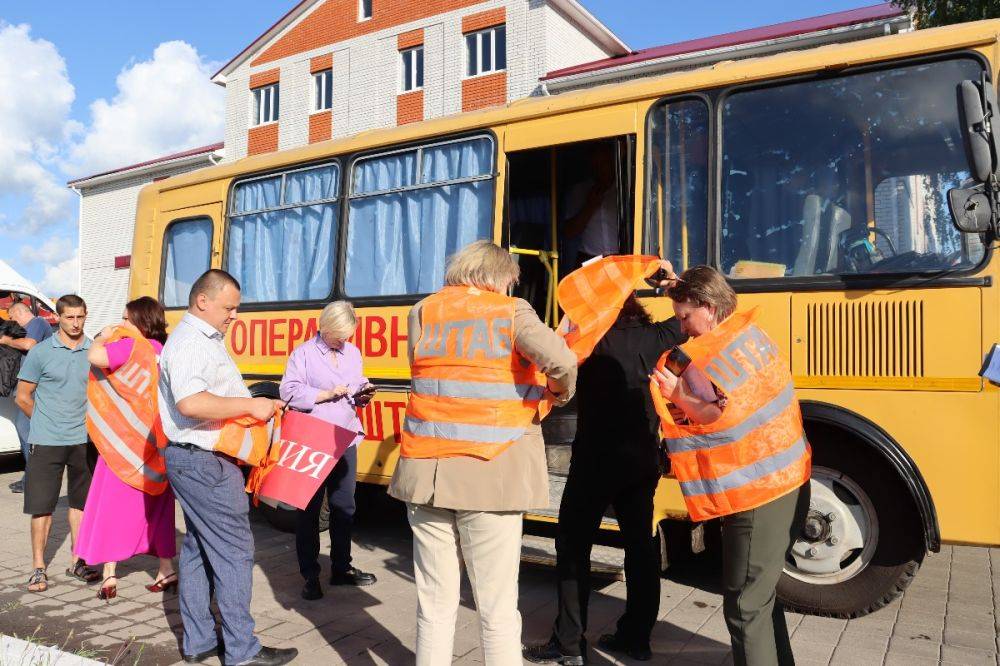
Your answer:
[280,301,377,601]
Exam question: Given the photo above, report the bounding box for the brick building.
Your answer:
[212,0,629,161]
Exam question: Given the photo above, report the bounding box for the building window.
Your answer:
[465,25,506,77]
[228,163,341,303]
[359,0,372,21]
[252,83,279,126]
[400,47,424,93]
[162,217,213,308]
[313,69,333,112]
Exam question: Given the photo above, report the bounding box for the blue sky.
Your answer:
[0,0,884,295]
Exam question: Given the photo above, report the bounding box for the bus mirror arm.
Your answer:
[950,76,1000,236]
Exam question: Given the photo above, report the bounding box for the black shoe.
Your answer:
[301,578,323,600]
[523,639,586,665]
[234,646,299,666]
[598,633,651,661]
[329,567,376,586]
[8,479,23,494]
[182,646,219,663]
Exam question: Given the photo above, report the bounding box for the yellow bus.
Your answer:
[131,19,1000,618]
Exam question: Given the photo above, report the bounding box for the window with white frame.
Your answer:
[400,46,424,93]
[465,25,506,77]
[252,83,279,125]
[358,0,372,21]
[313,69,333,112]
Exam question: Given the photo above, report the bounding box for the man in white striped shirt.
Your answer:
[158,269,296,666]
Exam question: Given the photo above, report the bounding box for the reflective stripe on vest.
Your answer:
[401,286,546,460]
[650,307,811,521]
[85,329,168,495]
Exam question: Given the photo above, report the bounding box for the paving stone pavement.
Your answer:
[0,461,997,665]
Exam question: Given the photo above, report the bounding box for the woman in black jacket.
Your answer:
[525,293,686,664]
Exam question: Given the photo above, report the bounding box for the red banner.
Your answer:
[256,410,359,510]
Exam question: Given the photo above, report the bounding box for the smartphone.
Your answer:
[352,384,378,400]
[663,346,692,377]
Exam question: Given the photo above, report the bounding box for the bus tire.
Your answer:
[777,427,924,618]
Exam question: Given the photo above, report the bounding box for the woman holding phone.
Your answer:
[651,266,811,666]
[280,301,377,600]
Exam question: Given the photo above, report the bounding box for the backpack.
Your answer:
[0,344,21,397]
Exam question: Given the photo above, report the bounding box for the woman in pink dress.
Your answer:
[76,296,177,600]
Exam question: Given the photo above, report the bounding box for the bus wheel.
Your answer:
[777,445,924,618]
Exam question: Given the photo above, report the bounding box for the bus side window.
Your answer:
[344,135,496,298]
[162,217,213,308]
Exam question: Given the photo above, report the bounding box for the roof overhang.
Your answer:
[67,143,225,190]
[542,2,909,92]
[549,0,630,55]
[211,0,319,85]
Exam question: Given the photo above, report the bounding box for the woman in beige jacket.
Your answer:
[389,240,577,666]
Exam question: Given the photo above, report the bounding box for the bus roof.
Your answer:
[150,18,1000,197]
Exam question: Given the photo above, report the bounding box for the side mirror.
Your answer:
[958,78,1000,183]
[948,186,993,234]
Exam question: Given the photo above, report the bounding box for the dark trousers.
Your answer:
[14,409,29,463]
[295,444,358,581]
[164,445,260,665]
[722,483,811,666]
[552,457,661,655]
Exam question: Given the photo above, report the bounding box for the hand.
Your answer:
[247,397,277,422]
[652,368,679,399]
[271,399,287,414]
[353,383,376,407]
[655,259,679,291]
[317,385,349,403]
[0,335,10,347]
[98,325,117,340]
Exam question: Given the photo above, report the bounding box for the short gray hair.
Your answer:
[319,301,358,341]
[444,240,519,293]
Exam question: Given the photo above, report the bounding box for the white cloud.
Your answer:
[0,22,75,235]
[64,40,224,178]
[19,235,75,264]
[38,254,79,296]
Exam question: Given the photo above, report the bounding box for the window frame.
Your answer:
[223,159,344,308]
[358,0,372,21]
[400,46,425,94]
[251,83,280,126]
[340,130,499,307]
[158,216,216,310]
[641,50,993,295]
[311,69,333,114]
[465,25,507,79]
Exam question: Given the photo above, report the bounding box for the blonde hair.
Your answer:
[319,301,358,341]
[444,240,519,293]
[666,265,737,321]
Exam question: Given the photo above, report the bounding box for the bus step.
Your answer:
[521,534,625,581]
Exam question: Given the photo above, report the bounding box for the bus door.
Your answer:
[504,136,635,326]
[504,135,635,522]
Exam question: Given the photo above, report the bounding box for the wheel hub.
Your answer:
[785,466,878,585]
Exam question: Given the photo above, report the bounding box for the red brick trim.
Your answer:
[462,71,506,112]
[248,123,279,155]
[249,68,280,89]
[398,29,424,50]
[462,7,505,34]
[397,90,424,125]
[310,53,333,74]
[309,112,332,143]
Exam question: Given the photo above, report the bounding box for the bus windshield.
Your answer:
[718,57,986,279]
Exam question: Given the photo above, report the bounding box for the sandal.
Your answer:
[27,568,47,592]
[98,576,117,601]
[146,572,178,593]
[66,558,100,583]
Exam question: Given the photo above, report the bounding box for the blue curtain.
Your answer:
[163,218,213,308]
[228,165,339,303]
[345,138,494,297]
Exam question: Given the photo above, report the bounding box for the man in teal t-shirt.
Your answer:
[15,294,99,591]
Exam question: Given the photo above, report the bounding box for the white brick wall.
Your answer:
[77,160,216,336]
[222,0,615,162]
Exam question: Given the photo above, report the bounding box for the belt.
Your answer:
[168,441,207,451]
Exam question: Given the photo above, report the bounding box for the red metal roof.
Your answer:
[67,142,224,186]
[542,2,905,81]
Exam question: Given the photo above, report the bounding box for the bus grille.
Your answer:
[805,300,924,377]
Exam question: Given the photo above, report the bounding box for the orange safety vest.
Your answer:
[556,255,662,364]
[86,329,168,495]
[216,412,280,467]
[401,285,548,460]
[649,308,811,521]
